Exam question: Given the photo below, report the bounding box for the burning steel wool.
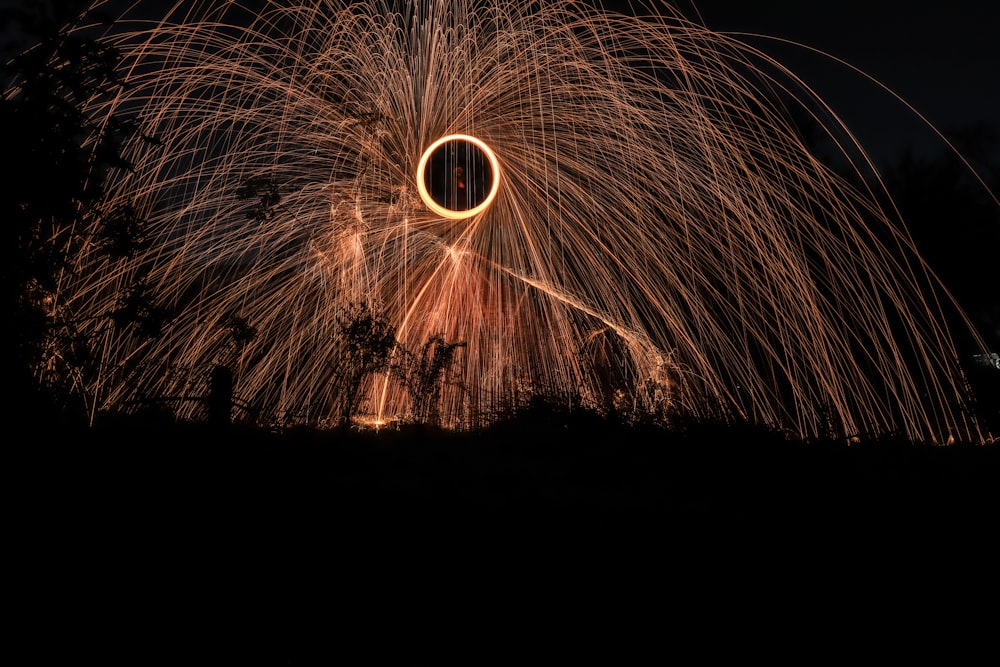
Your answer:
[24,0,996,442]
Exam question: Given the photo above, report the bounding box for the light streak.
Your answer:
[38,0,994,442]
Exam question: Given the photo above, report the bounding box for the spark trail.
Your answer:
[30,0,995,442]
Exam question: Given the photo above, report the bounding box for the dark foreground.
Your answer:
[11,414,999,661]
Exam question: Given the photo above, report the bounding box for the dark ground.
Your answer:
[10,414,999,662]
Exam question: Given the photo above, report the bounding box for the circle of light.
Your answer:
[416,134,501,219]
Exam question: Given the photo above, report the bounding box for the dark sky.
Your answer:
[4,0,996,165]
[659,0,999,165]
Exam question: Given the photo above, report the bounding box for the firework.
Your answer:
[39,0,993,441]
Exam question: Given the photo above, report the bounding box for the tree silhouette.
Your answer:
[236,175,284,223]
[884,125,1000,352]
[1,3,159,424]
[882,124,1000,432]
[110,281,173,340]
[330,302,398,428]
[394,334,467,427]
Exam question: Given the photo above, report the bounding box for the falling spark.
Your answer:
[36,0,994,442]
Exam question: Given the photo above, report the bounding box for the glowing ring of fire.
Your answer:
[416,134,501,219]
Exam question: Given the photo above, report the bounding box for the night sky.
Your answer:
[665,0,999,165]
[5,0,996,167]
